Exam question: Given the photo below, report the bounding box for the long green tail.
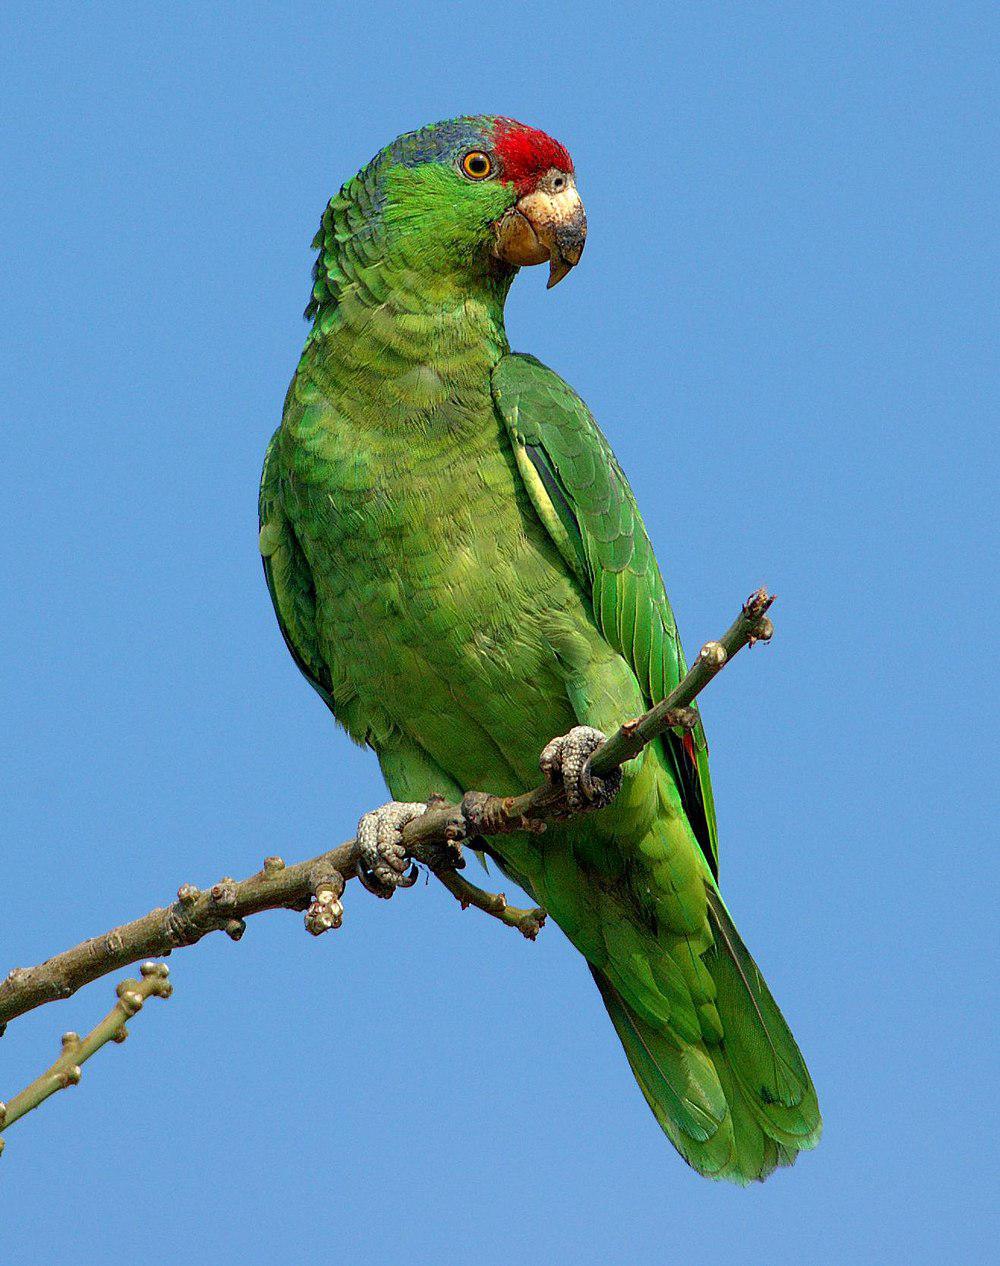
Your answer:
[592,886,821,1184]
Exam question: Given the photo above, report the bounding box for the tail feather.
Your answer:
[709,1041,798,1183]
[591,967,737,1178]
[593,885,821,1184]
[703,886,822,1150]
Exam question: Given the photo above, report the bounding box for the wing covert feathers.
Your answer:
[492,352,720,876]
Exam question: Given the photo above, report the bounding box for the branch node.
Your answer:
[115,982,145,1016]
[165,905,202,948]
[699,640,727,668]
[210,878,237,908]
[177,883,200,905]
[139,962,170,980]
[262,856,285,874]
[60,1032,80,1051]
[516,909,548,941]
[461,790,520,836]
[224,919,247,942]
[749,614,774,645]
[308,867,345,900]
[304,870,345,936]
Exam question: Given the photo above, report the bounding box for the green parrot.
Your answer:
[259,116,821,1183]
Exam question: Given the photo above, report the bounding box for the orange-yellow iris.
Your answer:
[461,151,492,180]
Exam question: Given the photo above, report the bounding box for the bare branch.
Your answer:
[0,846,359,1033]
[0,590,774,1037]
[432,867,547,940]
[0,963,172,1154]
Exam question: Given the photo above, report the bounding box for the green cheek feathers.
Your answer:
[381,162,514,272]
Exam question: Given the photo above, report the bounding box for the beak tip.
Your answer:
[546,258,573,289]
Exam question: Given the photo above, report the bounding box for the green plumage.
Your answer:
[259,117,820,1182]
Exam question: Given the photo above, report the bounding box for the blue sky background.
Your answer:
[2,4,995,1263]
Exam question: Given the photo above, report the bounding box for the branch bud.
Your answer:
[210,878,237,907]
[116,982,145,1016]
[699,641,727,668]
[743,588,774,620]
[751,615,774,643]
[304,884,344,935]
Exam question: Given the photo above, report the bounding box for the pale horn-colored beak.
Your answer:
[492,170,586,288]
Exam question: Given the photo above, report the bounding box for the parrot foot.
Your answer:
[356,801,426,898]
[539,726,622,813]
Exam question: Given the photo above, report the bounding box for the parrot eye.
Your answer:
[461,151,493,180]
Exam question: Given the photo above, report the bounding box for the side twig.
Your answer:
[432,867,548,940]
[0,963,171,1154]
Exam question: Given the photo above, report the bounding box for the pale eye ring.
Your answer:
[461,150,493,180]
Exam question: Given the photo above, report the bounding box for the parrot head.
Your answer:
[312,116,585,314]
[378,115,584,289]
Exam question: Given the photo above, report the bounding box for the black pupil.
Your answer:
[469,154,487,174]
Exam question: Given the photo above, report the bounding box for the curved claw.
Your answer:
[355,856,388,898]
[356,852,410,900]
